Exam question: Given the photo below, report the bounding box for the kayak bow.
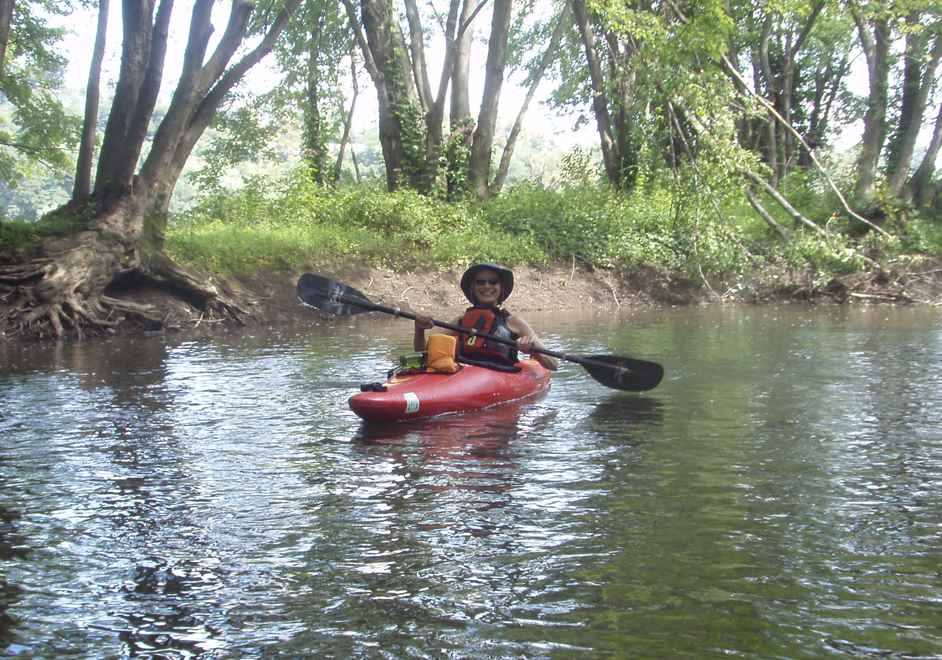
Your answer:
[350,360,551,422]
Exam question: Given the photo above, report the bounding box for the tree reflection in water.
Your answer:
[0,505,28,649]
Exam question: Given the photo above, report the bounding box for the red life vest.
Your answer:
[457,307,518,365]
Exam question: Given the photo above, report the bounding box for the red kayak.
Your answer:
[349,359,551,422]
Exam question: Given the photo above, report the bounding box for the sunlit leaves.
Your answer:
[0,0,79,195]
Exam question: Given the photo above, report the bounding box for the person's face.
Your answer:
[472,270,502,305]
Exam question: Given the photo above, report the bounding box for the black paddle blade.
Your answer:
[297,273,373,316]
[578,354,664,392]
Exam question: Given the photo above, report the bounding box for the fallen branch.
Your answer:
[661,0,890,240]
[745,186,791,241]
[848,291,916,303]
[742,169,828,237]
[721,54,891,240]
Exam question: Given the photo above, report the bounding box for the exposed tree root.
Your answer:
[143,253,247,325]
[1,236,248,341]
[805,264,942,304]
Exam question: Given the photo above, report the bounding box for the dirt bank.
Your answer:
[3,260,941,341]
[233,260,942,329]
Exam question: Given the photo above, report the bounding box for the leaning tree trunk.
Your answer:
[334,48,360,184]
[468,0,512,200]
[886,28,942,197]
[73,0,109,202]
[345,0,425,192]
[909,101,942,210]
[0,0,14,77]
[491,3,570,194]
[851,9,891,205]
[0,0,301,341]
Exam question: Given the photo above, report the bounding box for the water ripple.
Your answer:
[2,307,941,656]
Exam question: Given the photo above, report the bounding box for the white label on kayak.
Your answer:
[404,392,420,414]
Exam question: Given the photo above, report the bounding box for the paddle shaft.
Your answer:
[333,292,610,370]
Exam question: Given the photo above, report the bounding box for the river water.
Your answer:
[1,305,941,657]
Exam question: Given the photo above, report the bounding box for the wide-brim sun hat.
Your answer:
[460,263,514,304]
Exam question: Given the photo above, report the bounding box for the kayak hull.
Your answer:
[349,359,551,422]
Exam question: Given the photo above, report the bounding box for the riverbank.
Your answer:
[3,258,941,341]
[220,259,942,330]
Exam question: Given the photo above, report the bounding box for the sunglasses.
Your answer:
[474,278,500,286]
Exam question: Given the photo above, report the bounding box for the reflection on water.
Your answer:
[0,505,26,648]
[1,307,941,656]
[586,394,663,429]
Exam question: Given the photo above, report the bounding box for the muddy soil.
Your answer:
[3,260,941,341]
[233,260,942,330]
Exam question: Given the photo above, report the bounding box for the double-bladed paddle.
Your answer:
[296,272,664,392]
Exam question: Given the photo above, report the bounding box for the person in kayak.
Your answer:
[413,263,559,371]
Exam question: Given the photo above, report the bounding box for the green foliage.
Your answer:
[0,203,91,251]
[187,103,289,194]
[0,166,71,221]
[0,1,80,187]
[898,214,942,255]
[167,169,545,275]
[481,183,625,265]
[392,99,427,185]
[0,218,49,250]
[163,164,941,281]
[443,119,474,198]
[777,232,871,275]
[552,148,603,187]
[165,218,377,275]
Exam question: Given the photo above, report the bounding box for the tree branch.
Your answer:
[745,187,790,242]
[721,53,891,238]
[403,0,433,110]
[340,0,380,82]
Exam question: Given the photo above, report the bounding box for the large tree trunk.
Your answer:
[606,30,638,191]
[446,0,475,198]
[303,11,329,185]
[73,0,110,202]
[571,0,641,190]
[780,1,823,175]
[909,101,942,210]
[404,0,460,194]
[750,3,822,183]
[851,8,891,204]
[0,0,13,77]
[450,0,474,124]
[403,0,433,111]
[345,0,425,192]
[886,28,942,197]
[468,0,512,200]
[757,14,780,184]
[94,0,173,200]
[1,0,301,341]
[571,0,618,185]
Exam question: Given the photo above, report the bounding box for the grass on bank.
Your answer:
[163,171,941,283]
[3,169,940,284]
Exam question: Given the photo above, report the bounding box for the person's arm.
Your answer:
[508,316,559,370]
[414,315,433,351]
[414,316,458,351]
